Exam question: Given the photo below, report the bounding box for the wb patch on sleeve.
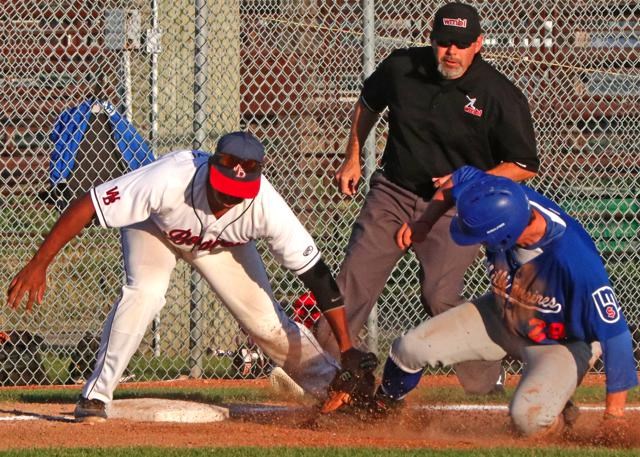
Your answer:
[592,286,620,323]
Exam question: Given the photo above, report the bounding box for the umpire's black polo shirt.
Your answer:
[361,46,539,200]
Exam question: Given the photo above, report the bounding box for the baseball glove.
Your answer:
[320,348,378,414]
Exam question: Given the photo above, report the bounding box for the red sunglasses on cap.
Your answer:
[210,153,263,173]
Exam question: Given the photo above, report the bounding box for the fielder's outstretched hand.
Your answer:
[321,348,378,414]
[6,194,96,312]
[7,259,48,312]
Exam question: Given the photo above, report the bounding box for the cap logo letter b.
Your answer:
[233,164,246,178]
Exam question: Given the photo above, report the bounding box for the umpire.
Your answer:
[316,2,540,394]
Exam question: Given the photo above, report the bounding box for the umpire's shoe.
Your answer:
[74,396,107,422]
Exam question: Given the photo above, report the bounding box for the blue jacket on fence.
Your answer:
[49,99,155,187]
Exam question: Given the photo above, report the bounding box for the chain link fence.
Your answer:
[1,0,638,385]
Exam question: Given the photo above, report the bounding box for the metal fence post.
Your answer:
[189,0,209,379]
[362,0,378,355]
[148,0,162,359]
[105,9,140,119]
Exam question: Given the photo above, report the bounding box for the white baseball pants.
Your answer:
[82,220,338,403]
[390,294,591,436]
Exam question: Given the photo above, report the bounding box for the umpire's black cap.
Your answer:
[430,2,482,45]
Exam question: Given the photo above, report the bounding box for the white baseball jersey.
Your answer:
[89,150,320,274]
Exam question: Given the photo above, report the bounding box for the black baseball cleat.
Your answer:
[561,398,580,428]
[74,396,107,422]
[364,388,405,419]
[487,367,507,396]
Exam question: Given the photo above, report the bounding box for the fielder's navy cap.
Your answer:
[208,131,265,198]
[430,2,482,45]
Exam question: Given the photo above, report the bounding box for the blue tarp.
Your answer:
[49,99,155,185]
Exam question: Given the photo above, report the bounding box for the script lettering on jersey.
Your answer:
[165,228,244,251]
[592,286,620,324]
[102,186,121,206]
[488,264,562,314]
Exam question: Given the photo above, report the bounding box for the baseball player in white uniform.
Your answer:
[7,131,376,421]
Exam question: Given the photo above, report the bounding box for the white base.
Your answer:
[108,398,229,423]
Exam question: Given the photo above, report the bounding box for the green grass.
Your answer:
[0,448,637,457]
[127,354,236,381]
[0,383,636,406]
[418,384,640,404]
[0,385,269,404]
[39,353,240,386]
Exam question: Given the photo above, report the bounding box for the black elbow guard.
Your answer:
[299,259,343,313]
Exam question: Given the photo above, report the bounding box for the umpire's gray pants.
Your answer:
[391,294,592,436]
[315,171,502,394]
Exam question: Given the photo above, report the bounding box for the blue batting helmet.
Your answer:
[450,176,531,251]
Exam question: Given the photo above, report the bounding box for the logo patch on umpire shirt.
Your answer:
[464,95,483,117]
[592,286,620,323]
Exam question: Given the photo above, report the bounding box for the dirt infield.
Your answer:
[0,376,638,450]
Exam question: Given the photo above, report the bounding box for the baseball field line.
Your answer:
[1,403,640,422]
